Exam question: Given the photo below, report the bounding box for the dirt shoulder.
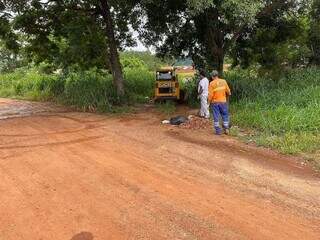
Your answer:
[0,98,319,240]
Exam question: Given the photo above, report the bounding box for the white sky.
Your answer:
[128,39,148,51]
[126,29,149,52]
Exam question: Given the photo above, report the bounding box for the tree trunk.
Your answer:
[205,31,225,77]
[205,9,225,77]
[216,48,224,76]
[99,0,125,97]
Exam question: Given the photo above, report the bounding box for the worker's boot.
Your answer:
[214,122,222,135]
[215,127,222,135]
[224,128,230,135]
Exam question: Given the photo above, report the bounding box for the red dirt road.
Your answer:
[0,98,319,240]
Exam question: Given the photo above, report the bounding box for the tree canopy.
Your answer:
[140,0,316,74]
[231,0,310,69]
[1,0,142,96]
[140,0,263,74]
[0,0,319,95]
[309,0,320,65]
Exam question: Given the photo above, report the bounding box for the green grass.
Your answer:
[0,67,154,112]
[0,68,60,101]
[226,67,320,168]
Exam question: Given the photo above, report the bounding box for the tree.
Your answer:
[99,0,124,95]
[309,0,320,65]
[2,0,141,97]
[141,0,263,75]
[0,1,19,52]
[231,0,310,69]
[0,43,24,72]
[120,51,170,71]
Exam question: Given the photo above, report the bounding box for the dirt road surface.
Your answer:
[0,98,319,240]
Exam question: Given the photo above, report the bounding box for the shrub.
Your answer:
[124,68,154,103]
[121,56,148,71]
[180,78,199,108]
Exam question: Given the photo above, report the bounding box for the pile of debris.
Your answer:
[162,115,211,130]
[180,115,211,130]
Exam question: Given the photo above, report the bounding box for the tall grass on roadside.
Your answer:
[0,68,61,101]
[0,67,154,112]
[227,67,320,156]
[124,68,154,103]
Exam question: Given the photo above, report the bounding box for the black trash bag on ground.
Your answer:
[170,116,188,125]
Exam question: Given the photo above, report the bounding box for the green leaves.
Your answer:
[231,0,312,69]
[1,0,142,71]
[187,0,263,27]
[221,0,263,26]
[0,1,20,54]
[142,0,266,73]
[186,0,214,13]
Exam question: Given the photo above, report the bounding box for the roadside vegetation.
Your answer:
[227,68,320,162]
[0,64,154,112]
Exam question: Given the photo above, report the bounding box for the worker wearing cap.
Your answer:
[198,70,210,119]
[208,70,231,135]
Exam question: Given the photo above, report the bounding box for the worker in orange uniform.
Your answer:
[208,70,231,135]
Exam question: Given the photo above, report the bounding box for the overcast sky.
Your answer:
[126,30,149,52]
[128,39,148,51]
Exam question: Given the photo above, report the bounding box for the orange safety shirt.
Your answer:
[208,78,231,103]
